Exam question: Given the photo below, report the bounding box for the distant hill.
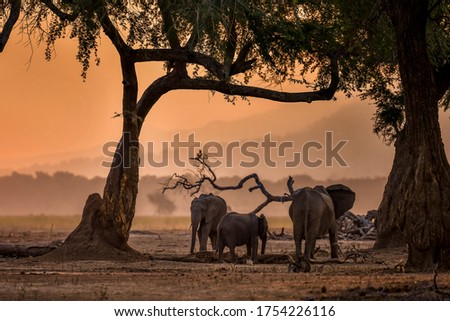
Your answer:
[4,103,449,183]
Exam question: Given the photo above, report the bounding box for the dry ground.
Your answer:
[0,229,449,300]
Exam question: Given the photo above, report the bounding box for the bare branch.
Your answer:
[287,176,295,195]
[0,0,20,52]
[163,151,294,214]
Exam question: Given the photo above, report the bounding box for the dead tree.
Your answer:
[164,151,295,214]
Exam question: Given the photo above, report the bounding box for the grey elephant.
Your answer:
[190,193,227,253]
[217,212,269,263]
[289,184,355,272]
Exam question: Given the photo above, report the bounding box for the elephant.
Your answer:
[190,193,227,254]
[289,184,355,272]
[217,212,269,263]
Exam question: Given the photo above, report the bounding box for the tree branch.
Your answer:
[41,0,78,22]
[229,41,256,76]
[132,48,225,79]
[168,55,339,103]
[132,41,255,79]
[136,72,178,127]
[163,151,294,214]
[0,0,21,52]
[96,1,130,55]
[157,0,181,49]
[172,76,337,103]
[133,54,338,131]
[184,23,199,51]
[223,17,237,78]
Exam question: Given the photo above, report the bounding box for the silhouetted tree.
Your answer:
[2,1,448,269]
[1,1,344,259]
[372,0,450,271]
[164,0,450,270]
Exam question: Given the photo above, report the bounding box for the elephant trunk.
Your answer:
[260,236,267,255]
[191,215,201,254]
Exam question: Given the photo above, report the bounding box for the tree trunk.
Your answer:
[374,0,450,271]
[44,59,143,261]
[43,67,181,260]
[101,58,140,250]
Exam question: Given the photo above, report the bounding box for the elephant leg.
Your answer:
[230,247,237,264]
[309,238,317,260]
[197,226,203,252]
[251,237,259,262]
[218,240,225,263]
[304,233,317,263]
[328,226,339,259]
[200,224,210,252]
[293,219,305,263]
[210,231,217,251]
[246,242,252,258]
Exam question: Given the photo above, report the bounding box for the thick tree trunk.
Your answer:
[101,62,140,249]
[45,59,143,261]
[44,67,180,261]
[374,0,450,270]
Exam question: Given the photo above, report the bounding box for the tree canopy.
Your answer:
[3,1,447,141]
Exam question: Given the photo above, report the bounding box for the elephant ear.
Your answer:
[326,184,356,218]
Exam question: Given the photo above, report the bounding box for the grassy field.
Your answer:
[0,214,293,232]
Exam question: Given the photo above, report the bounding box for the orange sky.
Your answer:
[0,31,356,171]
[1,29,449,186]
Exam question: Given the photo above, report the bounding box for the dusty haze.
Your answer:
[1,31,449,217]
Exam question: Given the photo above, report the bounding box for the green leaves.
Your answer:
[13,0,449,138]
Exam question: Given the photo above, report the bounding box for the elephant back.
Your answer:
[325,184,356,218]
[199,193,226,205]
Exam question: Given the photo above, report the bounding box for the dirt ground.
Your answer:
[0,229,449,300]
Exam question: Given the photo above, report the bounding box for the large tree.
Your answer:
[373,0,450,271]
[167,0,450,271]
[279,0,450,271]
[1,0,349,259]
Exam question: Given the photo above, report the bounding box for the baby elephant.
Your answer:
[217,212,268,263]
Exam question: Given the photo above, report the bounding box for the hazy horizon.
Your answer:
[0,31,399,180]
[1,100,448,181]
[1,30,449,218]
[0,171,386,217]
